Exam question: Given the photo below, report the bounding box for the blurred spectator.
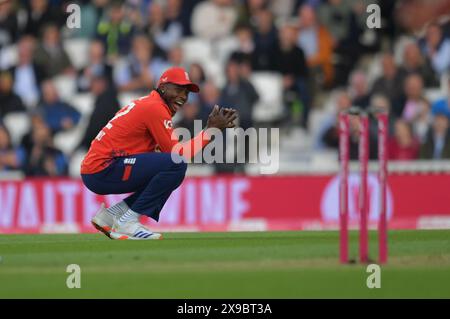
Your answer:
[167,45,187,69]
[348,70,370,109]
[38,80,81,134]
[317,0,352,46]
[22,115,68,177]
[412,97,432,144]
[68,0,104,39]
[237,0,268,27]
[420,23,450,76]
[189,63,207,87]
[115,34,168,93]
[420,103,450,159]
[96,1,135,60]
[9,36,45,108]
[145,1,183,53]
[270,0,297,22]
[77,75,120,151]
[369,94,395,136]
[273,23,310,128]
[77,40,113,92]
[0,123,25,172]
[396,74,427,121]
[0,70,26,117]
[228,24,254,67]
[323,111,378,160]
[23,0,62,37]
[317,90,351,149]
[191,0,238,40]
[34,23,74,78]
[220,58,259,129]
[398,41,439,87]
[251,9,278,71]
[388,119,420,160]
[0,0,19,48]
[199,80,221,123]
[297,4,334,88]
[175,97,201,137]
[370,53,403,107]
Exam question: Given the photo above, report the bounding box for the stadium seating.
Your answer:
[63,38,90,69]
[250,72,284,123]
[3,112,30,146]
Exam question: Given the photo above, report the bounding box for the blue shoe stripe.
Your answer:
[141,233,151,238]
[134,231,143,237]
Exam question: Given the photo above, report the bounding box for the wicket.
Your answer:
[338,107,389,264]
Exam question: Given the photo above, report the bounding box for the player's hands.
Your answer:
[206,105,238,130]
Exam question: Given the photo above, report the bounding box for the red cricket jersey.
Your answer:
[80,90,210,174]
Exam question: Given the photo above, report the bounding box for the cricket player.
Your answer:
[81,66,237,240]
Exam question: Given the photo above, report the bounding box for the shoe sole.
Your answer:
[109,232,163,240]
[91,221,113,239]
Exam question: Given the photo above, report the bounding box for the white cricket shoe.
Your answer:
[110,219,163,240]
[91,203,115,238]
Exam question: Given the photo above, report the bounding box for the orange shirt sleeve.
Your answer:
[145,105,211,160]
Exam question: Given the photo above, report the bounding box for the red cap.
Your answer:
[157,67,200,93]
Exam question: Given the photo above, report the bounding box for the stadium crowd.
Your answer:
[0,0,449,176]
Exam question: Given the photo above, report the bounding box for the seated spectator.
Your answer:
[38,80,81,134]
[77,75,120,152]
[115,34,169,93]
[398,41,439,87]
[388,119,420,160]
[96,1,135,60]
[316,90,352,149]
[189,63,207,88]
[0,0,19,48]
[145,1,183,53]
[420,22,450,76]
[0,71,26,117]
[23,0,62,37]
[322,111,378,160]
[217,58,259,173]
[167,45,188,69]
[22,115,68,177]
[297,4,334,88]
[9,36,45,108]
[33,23,75,78]
[251,9,278,71]
[175,96,201,137]
[67,1,101,39]
[370,53,404,107]
[348,70,371,109]
[0,123,26,172]
[199,80,221,123]
[191,0,238,40]
[395,73,427,119]
[77,40,113,93]
[220,58,259,130]
[420,103,450,159]
[368,94,395,137]
[229,23,255,65]
[412,97,432,144]
[273,23,310,128]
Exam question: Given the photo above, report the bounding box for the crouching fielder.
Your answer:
[81,67,237,240]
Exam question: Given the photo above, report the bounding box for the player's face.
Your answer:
[162,83,190,114]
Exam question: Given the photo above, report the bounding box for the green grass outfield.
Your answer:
[1,230,450,298]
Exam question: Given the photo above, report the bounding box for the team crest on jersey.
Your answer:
[164,120,173,128]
